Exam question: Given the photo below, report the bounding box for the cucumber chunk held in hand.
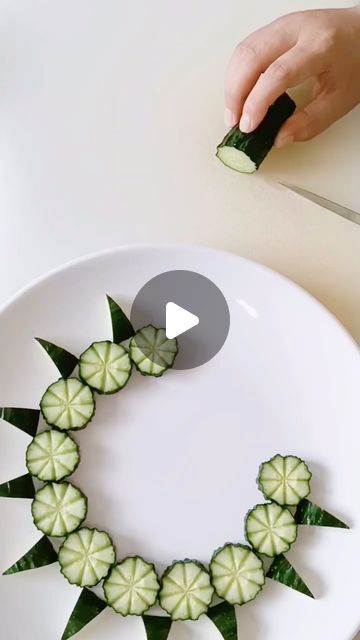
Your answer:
[217,93,296,173]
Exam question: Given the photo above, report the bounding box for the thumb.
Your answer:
[275,91,348,146]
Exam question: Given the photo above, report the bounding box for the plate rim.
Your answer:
[0,242,359,359]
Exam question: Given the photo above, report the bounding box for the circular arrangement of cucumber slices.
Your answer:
[159,561,214,621]
[210,544,265,606]
[129,325,178,377]
[103,556,160,616]
[40,378,95,430]
[59,527,116,587]
[245,503,297,557]
[26,430,80,481]
[31,482,87,537]
[79,341,132,394]
[258,454,312,506]
[3,296,349,640]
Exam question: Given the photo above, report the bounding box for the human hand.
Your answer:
[224,6,360,146]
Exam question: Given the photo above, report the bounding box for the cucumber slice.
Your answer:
[295,498,349,529]
[0,407,39,437]
[107,295,135,343]
[26,430,80,481]
[0,473,35,499]
[159,560,214,621]
[36,338,78,378]
[210,543,265,605]
[258,454,312,506]
[207,601,238,640]
[143,615,172,640]
[61,588,107,640]
[59,527,116,587]
[3,535,57,574]
[79,341,132,394]
[40,378,95,430]
[129,325,178,377]
[216,93,296,173]
[245,503,297,557]
[267,554,314,598]
[103,556,159,616]
[31,482,87,537]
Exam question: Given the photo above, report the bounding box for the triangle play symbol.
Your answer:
[165,302,199,339]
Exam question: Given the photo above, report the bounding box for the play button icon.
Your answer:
[130,270,230,370]
[165,302,199,339]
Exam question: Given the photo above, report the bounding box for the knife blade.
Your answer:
[281,182,360,226]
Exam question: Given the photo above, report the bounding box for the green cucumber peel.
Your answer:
[35,338,78,378]
[0,407,39,437]
[267,554,314,598]
[207,601,238,640]
[61,588,107,640]
[3,535,58,574]
[295,499,349,529]
[107,295,135,343]
[0,472,35,498]
[143,614,172,640]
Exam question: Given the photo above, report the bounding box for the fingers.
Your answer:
[275,90,351,145]
[224,24,295,128]
[240,45,325,132]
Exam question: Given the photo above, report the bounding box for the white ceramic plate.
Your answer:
[0,244,359,640]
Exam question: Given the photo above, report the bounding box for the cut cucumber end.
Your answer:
[216,147,257,174]
[103,556,160,616]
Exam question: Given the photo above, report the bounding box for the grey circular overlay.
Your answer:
[130,270,230,370]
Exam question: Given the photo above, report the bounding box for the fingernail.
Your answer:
[224,108,236,128]
[239,113,252,133]
[276,134,294,148]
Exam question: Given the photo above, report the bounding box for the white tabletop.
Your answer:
[0,0,359,343]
